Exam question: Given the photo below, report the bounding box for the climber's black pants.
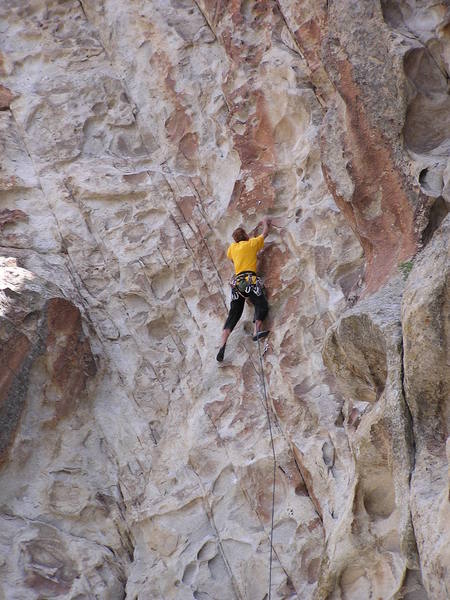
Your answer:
[223,289,269,332]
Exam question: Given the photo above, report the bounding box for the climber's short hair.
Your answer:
[232,227,249,243]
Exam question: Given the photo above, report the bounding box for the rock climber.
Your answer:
[216,216,271,362]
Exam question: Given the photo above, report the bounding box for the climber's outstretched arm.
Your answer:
[259,216,271,238]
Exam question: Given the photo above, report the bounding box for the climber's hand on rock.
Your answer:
[261,216,271,238]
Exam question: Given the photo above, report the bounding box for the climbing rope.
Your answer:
[256,335,276,600]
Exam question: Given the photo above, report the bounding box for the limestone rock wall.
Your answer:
[0,1,448,599]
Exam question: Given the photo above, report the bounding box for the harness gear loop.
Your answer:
[230,271,265,298]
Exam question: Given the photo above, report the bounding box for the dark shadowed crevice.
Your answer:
[420,196,449,247]
[399,568,429,600]
[403,47,450,155]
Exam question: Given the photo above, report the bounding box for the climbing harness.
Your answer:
[256,334,276,600]
[230,271,264,299]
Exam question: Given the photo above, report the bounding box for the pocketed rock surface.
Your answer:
[0,1,448,599]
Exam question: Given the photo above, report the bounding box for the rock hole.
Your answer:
[339,565,369,599]
[193,592,210,600]
[421,196,449,246]
[208,554,227,581]
[123,172,148,184]
[182,561,197,585]
[442,22,450,41]
[197,541,216,561]
[22,310,40,328]
[380,1,403,28]
[403,48,450,154]
[92,101,107,115]
[419,165,444,197]
[321,440,335,469]
[147,316,169,341]
[323,315,387,404]
[362,475,396,520]
[400,568,430,600]
[307,557,321,584]
[151,268,175,300]
[294,481,307,496]
[334,409,344,427]
[419,168,428,185]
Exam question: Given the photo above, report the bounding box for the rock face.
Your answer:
[402,216,449,600]
[0,1,448,599]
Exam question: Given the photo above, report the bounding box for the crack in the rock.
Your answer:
[163,175,228,310]
[398,321,422,579]
[273,0,328,111]
[155,247,202,333]
[1,510,123,556]
[399,335,416,477]
[189,177,214,232]
[191,0,219,42]
[0,244,59,255]
[187,463,243,600]
[200,398,302,600]
[273,0,331,110]
[273,0,305,60]
[290,450,324,525]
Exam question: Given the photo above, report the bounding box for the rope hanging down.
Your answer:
[256,335,276,600]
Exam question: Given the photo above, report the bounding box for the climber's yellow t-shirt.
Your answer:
[227,235,264,274]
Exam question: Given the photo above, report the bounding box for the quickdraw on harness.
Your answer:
[230,271,264,300]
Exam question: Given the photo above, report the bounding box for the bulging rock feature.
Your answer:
[0,259,96,458]
[0,260,96,462]
[323,314,388,404]
[0,0,448,599]
[402,215,450,599]
[321,278,421,599]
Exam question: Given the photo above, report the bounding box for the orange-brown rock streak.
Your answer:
[0,328,32,463]
[203,0,277,214]
[45,298,97,423]
[325,58,418,294]
[284,0,334,101]
[290,1,423,294]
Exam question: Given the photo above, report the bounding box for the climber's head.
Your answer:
[232,227,249,243]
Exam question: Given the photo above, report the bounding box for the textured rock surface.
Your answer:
[0,1,448,599]
[402,215,449,600]
[322,277,423,600]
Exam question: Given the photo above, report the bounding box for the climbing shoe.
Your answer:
[252,330,269,341]
[216,345,226,362]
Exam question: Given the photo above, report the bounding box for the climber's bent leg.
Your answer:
[249,292,269,340]
[217,293,245,361]
[224,294,246,331]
